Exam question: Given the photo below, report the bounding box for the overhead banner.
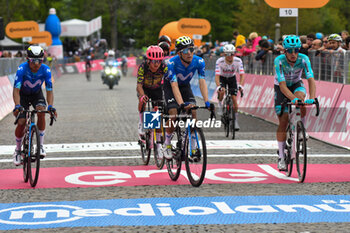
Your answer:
[264,0,330,8]
[5,21,39,38]
[177,18,211,35]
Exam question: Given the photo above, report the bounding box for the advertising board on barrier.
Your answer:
[0,195,349,230]
[0,76,14,121]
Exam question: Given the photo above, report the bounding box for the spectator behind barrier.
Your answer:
[233,30,246,48]
[306,33,316,49]
[299,35,309,55]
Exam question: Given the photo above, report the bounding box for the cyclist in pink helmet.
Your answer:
[136,45,168,157]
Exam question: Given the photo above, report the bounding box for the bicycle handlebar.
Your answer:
[178,103,216,120]
[278,98,320,117]
[14,110,56,126]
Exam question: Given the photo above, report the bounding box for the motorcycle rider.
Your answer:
[101,50,119,83]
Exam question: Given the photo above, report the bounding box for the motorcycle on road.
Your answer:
[100,60,121,89]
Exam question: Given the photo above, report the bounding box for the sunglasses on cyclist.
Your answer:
[225,53,235,56]
[286,48,300,54]
[28,58,44,64]
[150,60,161,65]
[181,47,195,54]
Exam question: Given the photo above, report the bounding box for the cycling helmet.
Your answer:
[223,44,236,53]
[158,41,170,53]
[158,35,171,46]
[175,36,194,52]
[283,35,301,49]
[108,50,115,57]
[328,33,342,42]
[146,45,164,60]
[27,45,44,58]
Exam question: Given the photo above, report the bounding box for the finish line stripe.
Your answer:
[0,140,281,155]
[0,153,349,163]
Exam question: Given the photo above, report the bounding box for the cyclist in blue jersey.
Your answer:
[163,36,210,160]
[274,35,316,171]
[12,45,57,166]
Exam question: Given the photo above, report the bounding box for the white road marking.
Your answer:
[0,153,349,163]
[0,140,281,155]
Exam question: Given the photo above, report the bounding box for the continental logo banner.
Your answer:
[29,31,52,46]
[5,21,39,38]
[264,0,330,8]
[178,18,211,35]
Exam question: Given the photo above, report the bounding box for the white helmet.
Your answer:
[328,33,342,42]
[108,50,115,57]
[223,44,236,53]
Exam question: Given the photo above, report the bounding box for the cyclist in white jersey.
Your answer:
[274,35,316,171]
[215,44,244,130]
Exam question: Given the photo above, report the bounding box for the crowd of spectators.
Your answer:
[192,30,350,61]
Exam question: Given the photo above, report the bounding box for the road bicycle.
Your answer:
[85,64,91,81]
[14,108,56,187]
[279,98,319,183]
[138,99,166,169]
[221,88,243,139]
[166,104,215,187]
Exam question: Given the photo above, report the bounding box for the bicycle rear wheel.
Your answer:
[28,125,40,187]
[185,127,207,187]
[296,121,307,183]
[140,130,151,165]
[154,129,165,169]
[166,129,182,181]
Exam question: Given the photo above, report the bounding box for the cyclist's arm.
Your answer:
[307,78,316,99]
[170,81,184,105]
[199,79,209,102]
[215,75,221,87]
[136,83,145,97]
[279,81,297,101]
[239,73,245,86]
[46,90,54,106]
[13,88,20,106]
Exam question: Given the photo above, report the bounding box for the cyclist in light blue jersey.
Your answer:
[12,45,57,166]
[163,36,210,159]
[274,35,316,171]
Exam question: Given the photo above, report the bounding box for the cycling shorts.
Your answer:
[219,75,238,96]
[163,79,196,110]
[274,80,306,115]
[18,89,46,119]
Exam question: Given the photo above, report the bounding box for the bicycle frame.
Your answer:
[287,105,301,160]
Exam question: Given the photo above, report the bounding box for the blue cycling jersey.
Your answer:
[274,53,314,87]
[166,55,205,85]
[14,62,53,95]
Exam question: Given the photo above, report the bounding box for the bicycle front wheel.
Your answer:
[285,125,293,177]
[140,131,151,165]
[231,108,236,140]
[296,121,307,183]
[166,129,182,181]
[153,129,165,169]
[224,102,230,138]
[22,139,29,183]
[185,127,207,187]
[28,125,41,187]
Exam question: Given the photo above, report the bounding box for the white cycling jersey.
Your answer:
[215,56,244,78]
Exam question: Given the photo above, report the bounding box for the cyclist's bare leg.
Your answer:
[277,113,288,141]
[15,119,26,138]
[294,91,306,117]
[165,108,177,136]
[218,88,225,102]
[36,105,46,131]
[231,95,238,112]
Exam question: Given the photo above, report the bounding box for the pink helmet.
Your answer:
[146,45,164,60]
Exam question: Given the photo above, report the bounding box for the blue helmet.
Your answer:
[283,35,301,49]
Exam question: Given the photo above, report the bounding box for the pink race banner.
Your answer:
[74,59,104,73]
[0,76,14,121]
[233,74,349,149]
[1,164,350,190]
